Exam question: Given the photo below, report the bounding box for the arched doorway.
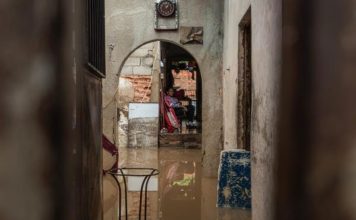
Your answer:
[114,40,203,220]
[116,40,202,149]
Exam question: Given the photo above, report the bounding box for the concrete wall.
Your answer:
[120,42,159,75]
[223,0,281,219]
[104,0,224,175]
[103,1,224,219]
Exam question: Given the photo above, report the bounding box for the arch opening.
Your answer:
[117,40,202,149]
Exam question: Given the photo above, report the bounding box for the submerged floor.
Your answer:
[119,147,251,220]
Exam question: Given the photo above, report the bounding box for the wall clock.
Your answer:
[157,0,176,17]
[154,0,179,30]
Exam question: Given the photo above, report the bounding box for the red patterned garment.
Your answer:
[163,95,180,133]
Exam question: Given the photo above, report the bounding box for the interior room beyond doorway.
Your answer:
[117,41,202,149]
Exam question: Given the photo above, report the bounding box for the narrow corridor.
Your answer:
[2,0,356,220]
[119,147,251,220]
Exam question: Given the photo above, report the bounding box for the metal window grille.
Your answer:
[87,0,105,76]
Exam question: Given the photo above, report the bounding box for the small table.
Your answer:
[108,168,159,220]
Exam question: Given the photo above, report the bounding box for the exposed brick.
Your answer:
[121,76,152,102]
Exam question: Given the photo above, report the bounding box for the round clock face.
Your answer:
[158,0,176,17]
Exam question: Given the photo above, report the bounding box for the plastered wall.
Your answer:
[103,1,224,219]
[104,0,224,175]
[223,0,282,219]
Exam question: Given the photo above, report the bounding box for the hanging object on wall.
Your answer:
[180,26,204,45]
[154,0,179,30]
[128,103,159,148]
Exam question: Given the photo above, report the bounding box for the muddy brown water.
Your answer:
[119,147,251,220]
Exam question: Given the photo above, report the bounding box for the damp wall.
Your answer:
[222,0,282,219]
[104,0,224,175]
[103,1,224,219]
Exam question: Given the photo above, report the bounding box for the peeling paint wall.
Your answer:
[117,42,160,148]
[223,0,282,219]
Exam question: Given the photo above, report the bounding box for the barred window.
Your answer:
[87,0,105,76]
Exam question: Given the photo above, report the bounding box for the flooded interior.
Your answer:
[116,41,250,220]
[119,147,251,220]
[117,41,202,150]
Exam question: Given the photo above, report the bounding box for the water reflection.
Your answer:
[119,147,251,220]
[159,157,201,220]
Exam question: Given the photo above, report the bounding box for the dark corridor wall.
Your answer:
[0,0,77,219]
[0,0,105,219]
[277,0,356,219]
[76,70,103,220]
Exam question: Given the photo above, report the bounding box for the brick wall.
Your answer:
[117,42,161,148]
[119,41,160,102]
[121,76,152,102]
[172,70,197,100]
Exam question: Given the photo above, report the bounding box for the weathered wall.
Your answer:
[117,42,160,148]
[223,0,281,219]
[104,1,223,219]
[104,0,224,174]
[120,42,159,76]
[76,71,104,220]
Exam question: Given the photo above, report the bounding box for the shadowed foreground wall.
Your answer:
[0,1,105,220]
[0,0,74,219]
[276,0,356,219]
